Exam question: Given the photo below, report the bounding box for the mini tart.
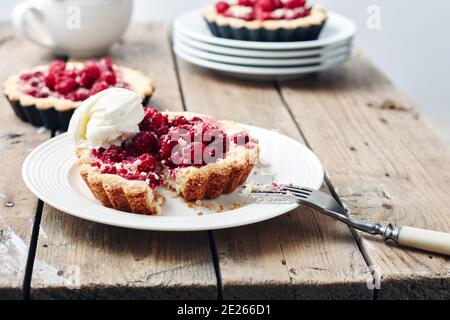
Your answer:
[3,61,155,131]
[75,110,259,215]
[203,4,327,42]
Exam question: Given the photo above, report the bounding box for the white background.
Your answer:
[2,0,449,143]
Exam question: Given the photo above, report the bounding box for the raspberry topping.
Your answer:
[215,1,230,14]
[18,57,129,102]
[91,108,255,187]
[214,0,312,21]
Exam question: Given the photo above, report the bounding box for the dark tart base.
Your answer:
[205,19,326,42]
[5,95,152,132]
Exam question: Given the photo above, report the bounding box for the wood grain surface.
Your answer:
[0,25,52,299]
[1,23,448,300]
[279,52,450,299]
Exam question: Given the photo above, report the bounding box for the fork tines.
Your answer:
[239,183,310,204]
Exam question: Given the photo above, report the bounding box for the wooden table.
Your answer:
[0,23,449,300]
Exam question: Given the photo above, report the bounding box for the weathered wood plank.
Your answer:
[30,24,217,299]
[0,24,51,299]
[279,52,450,299]
[176,61,373,299]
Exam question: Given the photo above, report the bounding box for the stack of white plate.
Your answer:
[173,9,356,80]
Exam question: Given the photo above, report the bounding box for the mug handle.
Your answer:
[12,1,55,48]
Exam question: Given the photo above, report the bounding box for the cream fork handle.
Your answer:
[397,226,450,256]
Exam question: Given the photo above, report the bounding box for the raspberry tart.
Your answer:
[69,88,258,215]
[204,0,327,42]
[3,57,155,131]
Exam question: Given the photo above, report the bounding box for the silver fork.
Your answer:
[240,183,450,256]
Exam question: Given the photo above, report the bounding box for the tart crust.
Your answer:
[3,62,155,131]
[203,4,327,42]
[77,150,164,216]
[75,112,259,215]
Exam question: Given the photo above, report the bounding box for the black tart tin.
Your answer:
[5,95,152,132]
[205,19,326,42]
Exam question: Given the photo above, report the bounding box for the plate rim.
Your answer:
[22,126,324,231]
[173,31,353,58]
[174,44,351,75]
[173,9,357,51]
[174,40,352,66]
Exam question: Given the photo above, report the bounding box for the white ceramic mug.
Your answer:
[12,0,133,58]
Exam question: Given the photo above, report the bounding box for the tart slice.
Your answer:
[69,88,259,215]
[159,112,259,201]
[204,0,327,42]
[4,57,155,131]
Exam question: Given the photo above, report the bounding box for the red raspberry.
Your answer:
[190,116,204,123]
[157,136,178,160]
[132,131,159,154]
[255,0,276,12]
[101,145,126,163]
[138,153,156,172]
[89,80,109,95]
[44,74,56,90]
[55,77,78,95]
[139,108,169,136]
[49,60,66,75]
[24,89,38,97]
[283,0,305,9]
[20,73,33,81]
[79,63,101,88]
[74,88,89,101]
[170,116,189,127]
[100,164,117,175]
[255,10,272,20]
[273,0,283,8]
[215,1,230,14]
[238,0,254,6]
[242,12,256,21]
[102,71,117,85]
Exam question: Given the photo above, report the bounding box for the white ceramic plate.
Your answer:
[173,9,356,50]
[173,31,353,59]
[22,126,324,231]
[175,44,351,77]
[174,40,352,67]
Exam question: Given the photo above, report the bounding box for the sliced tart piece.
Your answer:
[160,112,258,201]
[3,57,155,131]
[203,0,327,42]
[77,148,165,215]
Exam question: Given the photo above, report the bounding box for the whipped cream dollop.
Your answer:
[68,88,145,148]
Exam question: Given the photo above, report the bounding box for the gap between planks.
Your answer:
[21,132,58,300]
[171,40,224,300]
[273,82,378,299]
